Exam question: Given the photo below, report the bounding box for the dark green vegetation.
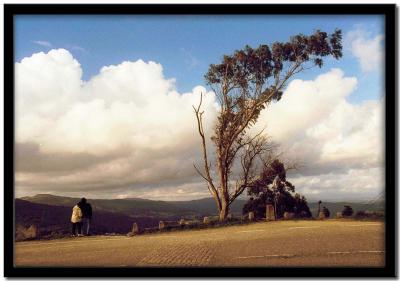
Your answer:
[16,194,383,240]
[322,206,331,218]
[342,205,355,217]
[243,159,312,219]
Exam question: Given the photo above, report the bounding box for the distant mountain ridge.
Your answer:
[16,194,384,240]
[20,194,247,217]
[20,194,384,218]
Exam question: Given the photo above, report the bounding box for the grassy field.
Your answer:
[15,219,384,267]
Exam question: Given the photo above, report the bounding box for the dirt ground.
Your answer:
[15,219,385,267]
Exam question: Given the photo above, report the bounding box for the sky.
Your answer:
[14,15,385,202]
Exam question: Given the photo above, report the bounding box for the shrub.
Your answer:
[322,206,330,218]
[342,205,354,217]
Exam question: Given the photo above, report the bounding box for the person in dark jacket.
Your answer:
[79,198,92,236]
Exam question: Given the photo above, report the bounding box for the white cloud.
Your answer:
[70,45,86,52]
[32,40,52,48]
[291,167,384,202]
[15,49,384,202]
[255,68,384,201]
[346,27,384,72]
[15,49,218,200]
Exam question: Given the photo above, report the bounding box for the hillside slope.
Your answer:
[15,199,162,239]
[20,194,247,217]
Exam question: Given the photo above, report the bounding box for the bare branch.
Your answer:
[193,93,221,210]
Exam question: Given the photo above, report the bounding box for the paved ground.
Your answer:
[15,220,385,267]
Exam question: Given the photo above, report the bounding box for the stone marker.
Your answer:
[127,223,139,237]
[266,204,276,221]
[26,225,38,239]
[131,223,139,234]
[283,212,295,220]
[203,217,210,224]
[318,211,326,220]
[179,219,185,226]
[159,221,165,230]
[248,212,255,221]
[336,212,343,218]
[17,225,38,240]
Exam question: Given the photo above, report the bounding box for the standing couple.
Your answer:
[71,198,92,237]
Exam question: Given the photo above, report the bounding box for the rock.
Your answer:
[248,212,255,221]
[203,217,210,224]
[266,204,276,221]
[159,221,165,230]
[336,212,343,218]
[15,224,38,241]
[179,219,185,226]
[318,211,326,220]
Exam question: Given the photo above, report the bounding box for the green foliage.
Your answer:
[243,159,312,219]
[205,29,342,95]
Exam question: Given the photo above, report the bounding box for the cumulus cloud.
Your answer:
[15,49,384,201]
[15,49,218,199]
[255,68,384,201]
[346,27,384,72]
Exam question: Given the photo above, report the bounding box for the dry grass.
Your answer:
[15,219,384,267]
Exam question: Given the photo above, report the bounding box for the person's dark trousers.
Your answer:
[81,218,91,235]
[72,222,82,235]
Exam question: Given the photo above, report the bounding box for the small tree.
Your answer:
[243,159,311,219]
[194,30,342,221]
[322,206,330,218]
[342,205,354,217]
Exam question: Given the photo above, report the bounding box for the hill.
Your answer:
[15,199,162,240]
[20,194,247,218]
[17,194,384,240]
[21,194,384,219]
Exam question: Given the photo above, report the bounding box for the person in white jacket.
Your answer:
[71,202,83,237]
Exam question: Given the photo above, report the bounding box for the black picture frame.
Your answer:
[3,3,397,278]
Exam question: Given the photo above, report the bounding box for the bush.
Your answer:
[322,206,330,218]
[342,205,354,217]
[354,210,384,220]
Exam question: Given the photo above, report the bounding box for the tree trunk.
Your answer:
[219,201,229,221]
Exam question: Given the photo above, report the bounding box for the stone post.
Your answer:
[203,217,210,224]
[159,221,165,230]
[26,225,38,239]
[131,223,139,234]
[266,204,276,221]
[179,219,185,226]
[248,212,255,221]
[318,211,325,220]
